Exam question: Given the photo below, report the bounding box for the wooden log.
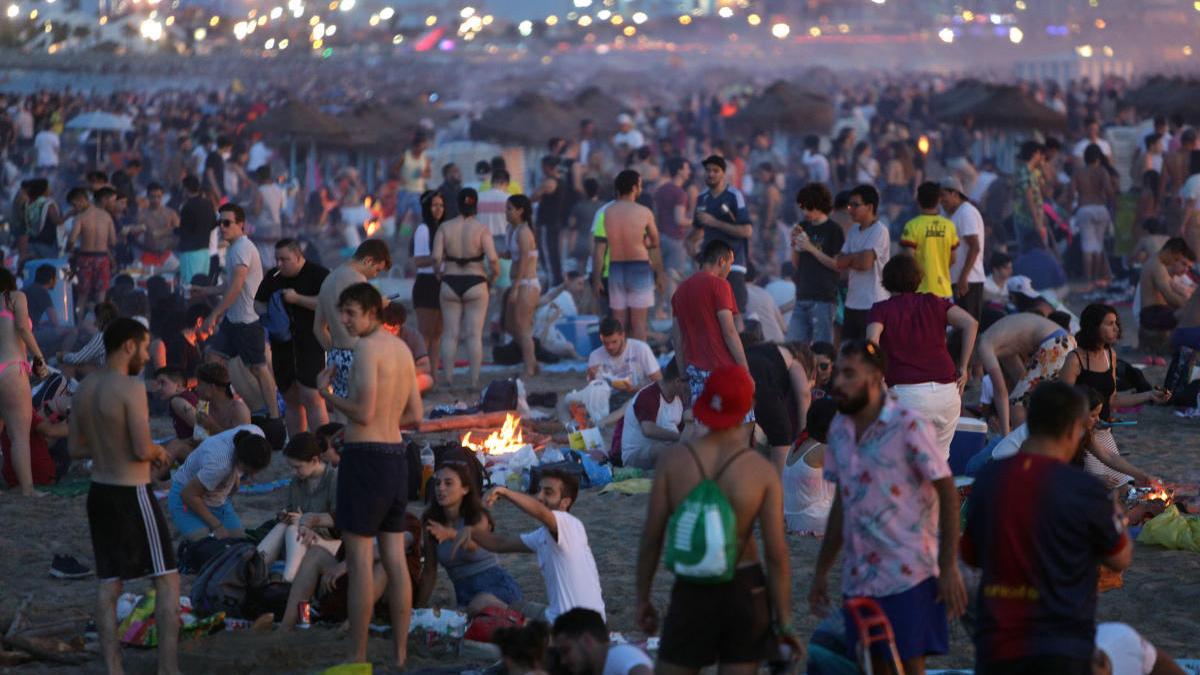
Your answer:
[4,594,31,640]
[415,411,516,433]
[2,635,87,665]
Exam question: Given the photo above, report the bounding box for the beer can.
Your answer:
[297,601,311,629]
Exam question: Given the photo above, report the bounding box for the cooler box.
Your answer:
[949,416,988,475]
[556,314,601,357]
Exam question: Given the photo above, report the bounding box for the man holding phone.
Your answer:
[789,183,844,343]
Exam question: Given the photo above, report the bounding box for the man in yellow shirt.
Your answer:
[901,181,959,298]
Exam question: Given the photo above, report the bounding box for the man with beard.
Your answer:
[70,318,180,675]
[809,340,966,675]
[552,608,653,675]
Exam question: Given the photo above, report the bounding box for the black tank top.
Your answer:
[537,175,569,228]
[1075,348,1116,420]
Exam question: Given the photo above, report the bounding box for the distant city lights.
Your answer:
[746,13,760,26]
[717,6,733,18]
[517,19,532,36]
[938,26,954,43]
[1008,26,1023,43]
[770,21,789,38]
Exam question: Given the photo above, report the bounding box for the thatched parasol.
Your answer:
[470,91,578,146]
[246,100,347,144]
[338,102,406,150]
[728,80,835,136]
[571,86,627,136]
[933,85,1066,131]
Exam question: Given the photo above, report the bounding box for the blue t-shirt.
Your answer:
[1013,248,1067,291]
[962,453,1127,665]
[694,187,751,271]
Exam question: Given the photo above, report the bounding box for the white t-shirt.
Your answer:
[983,274,1009,305]
[34,130,60,167]
[173,425,264,507]
[1096,622,1156,675]
[255,183,286,238]
[802,151,831,185]
[947,201,986,284]
[613,129,645,149]
[602,644,654,675]
[587,338,659,388]
[225,235,265,324]
[1180,174,1200,205]
[247,141,272,172]
[840,221,890,310]
[519,511,606,622]
[746,283,786,343]
[478,188,510,239]
[413,223,434,274]
[620,382,684,461]
[1072,137,1113,160]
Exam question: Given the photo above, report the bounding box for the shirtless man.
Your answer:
[1138,237,1195,333]
[313,238,391,421]
[1070,145,1116,286]
[131,182,180,268]
[635,365,799,673]
[194,361,252,439]
[69,318,179,675]
[66,186,117,321]
[975,312,1076,436]
[317,282,421,669]
[592,170,664,342]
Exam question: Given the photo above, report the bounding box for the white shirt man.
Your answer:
[520,510,606,622]
[586,335,660,390]
[34,129,60,169]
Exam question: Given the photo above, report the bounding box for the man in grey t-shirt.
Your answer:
[836,185,890,341]
[197,203,282,425]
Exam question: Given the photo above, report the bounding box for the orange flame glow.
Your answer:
[461,414,525,456]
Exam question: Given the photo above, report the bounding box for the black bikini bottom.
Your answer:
[442,274,486,299]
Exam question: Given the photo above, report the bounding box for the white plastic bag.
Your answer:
[565,379,611,426]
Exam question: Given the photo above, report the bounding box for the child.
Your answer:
[257,433,341,581]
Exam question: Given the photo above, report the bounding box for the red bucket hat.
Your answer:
[693,365,755,431]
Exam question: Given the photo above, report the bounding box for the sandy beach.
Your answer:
[2,350,1199,673]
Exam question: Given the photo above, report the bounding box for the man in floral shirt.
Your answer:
[1012,141,1047,248]
[808,340,967,673]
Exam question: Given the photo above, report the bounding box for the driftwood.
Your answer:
[3,594,31,639]
[1,595,88,666]
[416,411,515,433]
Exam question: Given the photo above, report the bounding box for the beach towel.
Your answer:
[600,478,652,495]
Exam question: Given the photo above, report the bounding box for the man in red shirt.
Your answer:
[670,240,749,418]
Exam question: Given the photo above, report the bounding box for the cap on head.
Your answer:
[693,365,755,431]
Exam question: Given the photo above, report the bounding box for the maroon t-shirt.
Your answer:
[654,182,687,240]
[672,271,739,372]
[867,292,957,385]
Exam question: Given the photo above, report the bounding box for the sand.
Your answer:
[3,356,1200,673]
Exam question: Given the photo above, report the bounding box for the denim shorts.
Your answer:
[607,260,655,310]
[167,484,243,538]
[452,565,523,608]
[207,319,267,367]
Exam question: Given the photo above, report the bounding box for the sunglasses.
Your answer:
[218,219,237,227]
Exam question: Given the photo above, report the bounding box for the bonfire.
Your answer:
[461,413,526,456]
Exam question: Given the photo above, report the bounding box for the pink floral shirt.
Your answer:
[824,396,952,597]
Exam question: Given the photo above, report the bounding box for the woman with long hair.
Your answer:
[418,462,522,614]
[411,190,445,379]
[1060,304,1170,490]
[0,268,49,495]
[433,188,500,389]
[505,194,541,378]
[866,255,979,460]
[747,340,816,472]
[831,127,857,190]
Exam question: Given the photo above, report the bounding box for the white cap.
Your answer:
[1006,275,1041,300]
[617,113,633,126]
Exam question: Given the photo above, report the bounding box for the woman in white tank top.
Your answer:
[782,399,838,536]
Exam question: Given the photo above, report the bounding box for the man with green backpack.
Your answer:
[635,364,802,672]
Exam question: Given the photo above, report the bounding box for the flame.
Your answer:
[461,413,525,456]
[364,218,381,236]
[1145,488,1173,504]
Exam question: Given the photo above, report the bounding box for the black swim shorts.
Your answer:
[657,565,770,668]
[87,482,177,582]
[335,442,409,536]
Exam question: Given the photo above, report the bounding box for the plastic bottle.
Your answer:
[420,444,435,500]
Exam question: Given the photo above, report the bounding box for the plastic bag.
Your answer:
[565,380,611,427]
[1137,505,1200,552]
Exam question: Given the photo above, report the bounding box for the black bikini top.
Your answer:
[445,253,485,265]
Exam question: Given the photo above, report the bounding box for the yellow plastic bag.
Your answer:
[319,664,371,675]
[1137,506,1200,552]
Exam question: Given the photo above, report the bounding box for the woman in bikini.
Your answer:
[505,195,541,378]
[433,188,500,389]
[0,268,50,496]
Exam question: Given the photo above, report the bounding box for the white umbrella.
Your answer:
[66,112,133,164]
[66,112,133,132]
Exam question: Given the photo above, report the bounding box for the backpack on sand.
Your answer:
[190,542,267,618]
[664,444,751,585]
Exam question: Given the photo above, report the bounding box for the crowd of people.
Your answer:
[0,71,1196,674]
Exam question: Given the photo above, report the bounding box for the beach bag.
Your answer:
[177,536,246,575]
[663,445,749,584]
[463,606,526,643]
[190,542,268,618]
[479,379,519,412]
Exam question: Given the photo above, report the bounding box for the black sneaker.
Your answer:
[49,554,92,579]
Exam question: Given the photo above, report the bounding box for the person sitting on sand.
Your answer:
[782,398,838,537]
[380,303,434,393]
[280,512,423,630]
[154,366,202,464]
[428,468,605,623]
[1138,237,1195,334]
[193,361,251,440]
[1094,622,1189,675]
[496,621,552,675]
[552,608,654,675]
[315,422,344,466]
[611,362,689,470]
[587,316,661,398]
[167,425,272,541]
[256,433,341,582]
[416,462,523,614]
[974,311,1076,436]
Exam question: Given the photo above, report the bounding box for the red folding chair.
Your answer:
[844,597,905,675]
